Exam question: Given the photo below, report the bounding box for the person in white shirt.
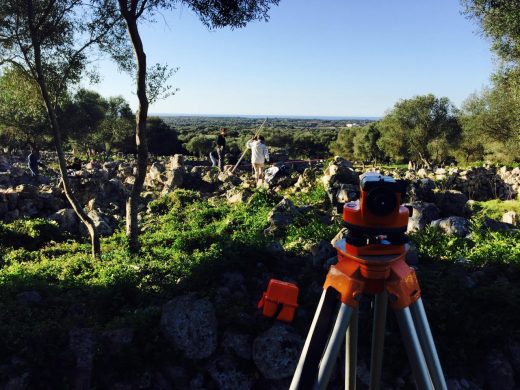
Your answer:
[246,135,269,184]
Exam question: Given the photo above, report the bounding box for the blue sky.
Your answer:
[84,0,494,117]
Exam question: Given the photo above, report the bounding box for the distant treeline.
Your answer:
[0,69,518,165]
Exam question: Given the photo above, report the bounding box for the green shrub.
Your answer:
[148,189,201,214]
[284,215,340,253]
[287,182,329,207]
[410,222,520,266]
[0,219,62,250]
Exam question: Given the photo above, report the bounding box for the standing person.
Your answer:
[247,135,269,185]
[209,149,218,167]
[27,147,44,176]
[216,127,227,172]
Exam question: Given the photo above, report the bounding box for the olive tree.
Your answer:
[0,66,50,149]
[0,0,128,258]
[115,0,280,252]
[377,94,461,167]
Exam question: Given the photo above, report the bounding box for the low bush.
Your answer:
[410,219,520,265]
[0,219,62,250]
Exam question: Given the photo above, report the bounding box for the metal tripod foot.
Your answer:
[394,307,433,390]
[410,299,448,390]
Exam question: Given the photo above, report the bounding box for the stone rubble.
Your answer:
[0,152,519,388]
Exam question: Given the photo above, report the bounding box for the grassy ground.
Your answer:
[0,187,519,387]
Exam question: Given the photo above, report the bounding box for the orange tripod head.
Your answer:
[342,173,409,256]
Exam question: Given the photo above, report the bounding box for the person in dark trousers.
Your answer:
[27,147,44,176]
[66,157,82,171]
[216,127,227,171]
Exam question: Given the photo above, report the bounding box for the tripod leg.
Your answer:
[370,291,388,390]
[346,307,359,390]
[290,287,339,390]
[393,307,433,390]
[410,299,447,390]
[315,303,354,390]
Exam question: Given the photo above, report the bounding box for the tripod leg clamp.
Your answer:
[385,264,421,310]
[323,265,364,307]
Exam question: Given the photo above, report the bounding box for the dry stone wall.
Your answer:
[410,166,520,201]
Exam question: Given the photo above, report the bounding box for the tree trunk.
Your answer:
[27,0,100,258]
[418,152,432,170]
[120,6,149,253]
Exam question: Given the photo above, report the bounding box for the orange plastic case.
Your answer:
[258,279,299,322]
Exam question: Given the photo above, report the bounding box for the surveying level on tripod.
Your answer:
[343,173,409,254]
[290,173,447,390]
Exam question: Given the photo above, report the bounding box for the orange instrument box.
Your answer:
[258,279,299,322]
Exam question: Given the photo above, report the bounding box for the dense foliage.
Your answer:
[461,0,520,163]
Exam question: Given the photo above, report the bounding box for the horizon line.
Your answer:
[150,113,382,120]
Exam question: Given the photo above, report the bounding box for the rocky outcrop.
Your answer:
[407,178,436,203]
[431,216,471,237]
[486,350,516,390]
[322,157,360,207]
[264,198,302,236]
[411,166,520,201]
[310,239,336,269]
[160,294,218,360]
[252,324,303,380]
[434,190,469,217]
[226,187,253,204]
[294,168,317,191]
[406,201,441,232]
[69,328,97,390]
[207,355,253,390]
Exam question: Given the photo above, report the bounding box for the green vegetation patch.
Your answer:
[410,219,520,266]
[473,199,520,220]
[0,218,63,253]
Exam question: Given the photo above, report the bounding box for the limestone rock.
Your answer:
[482,217,516,232]
[226,187,253,204]
[431,216,470,237]
[160,294,217,359]
[69,328,97,390]
[169,154,183,170]
[294,168,316,189]
[16,290,42,305]
[265,241,285,259]
[310,239,336,269]
[253,324,303,380]
[434,190,468,217]
[201,169,219,185]
[218,171,241,186]
[486,350,515,390]
[267,198,301,229]
[406,202,440,232]
[222,331,253,360]
[86,210,113,236]
[321,158,359,190]
[49,208,79,233]
[207,355,252,390]
[102,328,134,355]
[407,178,435,203]
[502,211,518,226]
